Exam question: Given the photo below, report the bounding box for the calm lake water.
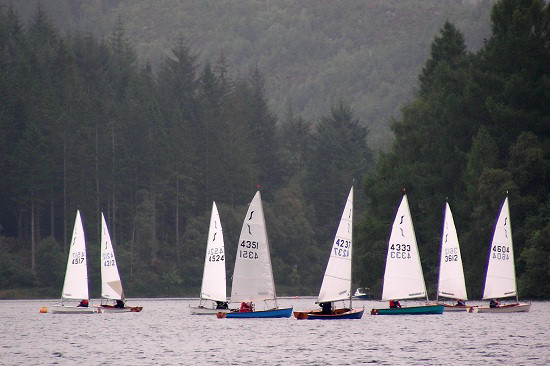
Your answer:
[1,298,549,365]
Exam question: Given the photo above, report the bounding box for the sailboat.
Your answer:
[471,196,530,313]
[190,202,229,315]
[50,210,98,314]
[217,191,292,318]
[99,213,142,312]
[436,202,469,311]
[294,187,364,319]
[371,194,443,315]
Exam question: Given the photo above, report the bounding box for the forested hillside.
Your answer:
[0,0,548,300]
[1,0,494,150]
[356,0,550,299]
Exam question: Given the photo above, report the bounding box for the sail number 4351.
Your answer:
[239,240,259,259]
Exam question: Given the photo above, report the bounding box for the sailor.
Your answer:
[239,302,253,312]
[489,299,499,308]
[115,299,125,308]
[77,299,89,307]
[319,302,332,315]
[216,301,228,309]
[389,300,401,308]
[456,299,465,306]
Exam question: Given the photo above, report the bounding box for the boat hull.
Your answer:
[50,305,99,314]
[217,307,293,318]
[442,304,471,312]
[371,304,444,315]
[294,308,364,319]
[99,305,143,313]
[190,306,230,315]
[471,303,530,313]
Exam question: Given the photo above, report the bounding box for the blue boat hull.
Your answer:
[371,304,444,315]
[221,307,293,318]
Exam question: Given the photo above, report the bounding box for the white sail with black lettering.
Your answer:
[61,210,89,300]
[230,191,276,303]
[200,202,227,302]
[437,202,468,300]
[482,197,517,300]
[101,213,124,301]
[318,187,353,303]
[381,195,427,301]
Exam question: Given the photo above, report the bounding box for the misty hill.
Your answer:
[3,0,493,149]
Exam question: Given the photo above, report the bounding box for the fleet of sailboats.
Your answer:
[294,187,364,319]
[190,202,229,315]
[371,194,443,315]
[43,191,532,319]
[217,191,293,318]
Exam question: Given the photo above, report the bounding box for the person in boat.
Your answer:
[115,299,125,309]
[78,299,89,307]
[456,299,466,306]
[489,299,499,308]
[216,301,228,309]
[389,300,402,308]
[319,302,332,315]
[239,302,253,312]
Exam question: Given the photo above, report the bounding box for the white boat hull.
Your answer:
[471,303,531,313]
[50,305,99,314]
[442,304,471,312]
[190,306,230,315]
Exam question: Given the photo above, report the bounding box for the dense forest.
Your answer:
[0,0,549,300]
[0,0,495,150]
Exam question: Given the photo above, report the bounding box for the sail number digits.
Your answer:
[334,239,350,257]
[71,251,85,264]
[390,243,411,259]
[208,247,225,262]
[444,248,459,262]
[103,252,115,267]
[492,245,510,260]
[239,240,259,259]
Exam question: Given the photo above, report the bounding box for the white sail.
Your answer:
[61,210,89,300]
[482,197,517,300]
[200,202,227,302]
[101,213,124,301]
[230,191,276,304]
[381,195,427,301]
[318,187,353,303]
[437,202,468,300]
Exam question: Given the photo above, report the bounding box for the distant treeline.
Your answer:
[0,6,372,298]
[1,0,549,300]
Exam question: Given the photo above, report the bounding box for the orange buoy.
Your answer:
[39,307,48,313]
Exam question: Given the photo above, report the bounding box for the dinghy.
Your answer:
[217,191,292,319]
[293,187,364,319]
[471,196,530,313]
[190,202,230,315]
[50,211,98,314]
[99,213,142,313]
[436,202,470,312]
[371,194,443,315]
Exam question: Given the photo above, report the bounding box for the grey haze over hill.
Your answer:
[3,0,493,150]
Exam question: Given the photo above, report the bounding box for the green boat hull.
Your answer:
[371,304,444,315]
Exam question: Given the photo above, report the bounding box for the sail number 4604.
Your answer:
[492,245,510,260]
[239,240,259,259]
